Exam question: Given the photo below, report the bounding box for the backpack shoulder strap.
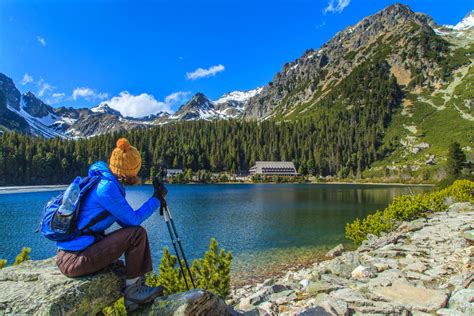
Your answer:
[77,175,107,236]
[80,175,102,196]
[78,211,110,236]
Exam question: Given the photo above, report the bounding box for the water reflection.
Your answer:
[0,184,431,278]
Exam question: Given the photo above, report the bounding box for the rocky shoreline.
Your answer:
[229,202,474,315]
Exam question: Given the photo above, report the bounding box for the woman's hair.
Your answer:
[114,174,141,186]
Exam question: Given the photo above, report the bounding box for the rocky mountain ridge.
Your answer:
[0,72,260,137]
[243,3,471,120]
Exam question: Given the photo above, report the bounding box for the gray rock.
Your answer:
[319,298,349,315]
[326,244,344,258]
[268,289,296,303]
[0,258,123,315]
[247,289,268,306]
[436,308,466,316]
[447,288,474,313]
[330,288,372,306]
[257,301,273,315]
[136,289,230,315]
[404,261,428,273]
[294,306,332,316]
[306,280,342,295]
[351,265,374,280]
[270,284,290,294]
[321,252,361,278]
[370,281,448,312]
[399,218,426,233]
[463,230,474,243]
[448,202,474,213]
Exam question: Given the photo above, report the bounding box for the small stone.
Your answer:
[263,278,274,286]
[278,305,290,313]
[448,202,474,213]
[373,262,390,272]
[306,280,341,295]
[275,293,297,305]
[463,230,474,243]
[268,289,295,303]
[238,297,256,312]
[294,306,333,316]
[351,265,374,280]
[299,279,310,288]
[326,244,345,258]
[399,218,425,232]
[247,289,267,306]
[270,283,290,293]
[405,261,428,273]
[257,301,273,315]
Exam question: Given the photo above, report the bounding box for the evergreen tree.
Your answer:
[446,142,466,179]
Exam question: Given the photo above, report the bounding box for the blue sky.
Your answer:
[0,0,472,117]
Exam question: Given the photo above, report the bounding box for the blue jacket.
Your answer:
[57,161,160,251]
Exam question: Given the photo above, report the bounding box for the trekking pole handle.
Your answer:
[159,197,167,216]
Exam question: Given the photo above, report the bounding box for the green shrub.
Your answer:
[13,247,30,265]
[147,238,232,299]
[0,259,7,269]
[102,297,126,316]
[105,238,232,313]
[346,180,474,245]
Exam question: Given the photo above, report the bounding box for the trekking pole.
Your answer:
[162,200,190,290]
[164,204,196,289]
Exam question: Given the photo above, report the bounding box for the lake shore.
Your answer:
[230,202,474,315]
[0,181,434,193]
[0,185,68,194]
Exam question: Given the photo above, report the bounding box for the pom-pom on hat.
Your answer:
[109,138,142,177]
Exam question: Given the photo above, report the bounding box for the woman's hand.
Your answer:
[152,177,168,202]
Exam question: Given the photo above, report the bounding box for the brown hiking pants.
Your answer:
[56,226,153,279]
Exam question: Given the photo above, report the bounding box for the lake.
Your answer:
[0,183,431,284]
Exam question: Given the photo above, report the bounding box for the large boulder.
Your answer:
[0,258,123,315]
[135,289,231,316]
[0,258,231,316]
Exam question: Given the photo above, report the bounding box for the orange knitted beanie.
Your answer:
[108,138,142,177]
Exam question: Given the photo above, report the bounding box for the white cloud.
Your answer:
[101,91,190,118]
[37,79,55,97]
[324,0,351,14]
[186,64,225,80]
[37,36,46,46]
[21,73,34,85]
[47,92,65,104]
[165,91,191,104]
[72,87,108,101]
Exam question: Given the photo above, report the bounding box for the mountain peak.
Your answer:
[91,103,122,117]
[381,3,412,14]
[214,87,263,105]
[453,10,474,30]
[22,91,55,118]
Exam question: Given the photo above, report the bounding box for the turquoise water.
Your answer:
[0,184,430,282]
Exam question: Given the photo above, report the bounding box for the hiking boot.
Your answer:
[123,277,164,309]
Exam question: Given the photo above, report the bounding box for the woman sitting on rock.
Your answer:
[56,138,167,310]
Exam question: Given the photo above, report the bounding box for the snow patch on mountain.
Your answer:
[7,99,66,138]
[444,11,474,31]
[213,87,263,105]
